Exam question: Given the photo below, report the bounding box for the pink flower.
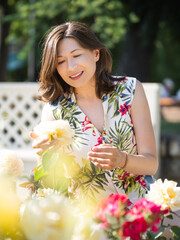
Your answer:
[94,134,103,147]
[118,103,131,116]
[95,193,129,228]
[126,199,163,235]
[82,116,91,127]
[123,214,148,240]
[94,194,167,240]
[82,126,92,132]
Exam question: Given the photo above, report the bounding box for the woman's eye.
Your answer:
[74,54,81,58]
[58,60,65,64]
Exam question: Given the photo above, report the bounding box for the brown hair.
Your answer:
[38,21,120,102]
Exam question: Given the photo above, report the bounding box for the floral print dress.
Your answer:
[49,77,153,204]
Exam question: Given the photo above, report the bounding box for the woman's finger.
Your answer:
[32,137,50,148]
[33,140,59,155]
[92,144,117,153]
[88,157,111,165]
[87,151,112,159]
[93,161,113,170]
[29,131,39,139]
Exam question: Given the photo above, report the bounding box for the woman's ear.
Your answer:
[94,49,100,62]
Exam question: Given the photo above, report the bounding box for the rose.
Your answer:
[20,194,76,240]
[95,193,129,228]
[33,120,74,148]
[123,215,148,240]
[123,198,163,240]
[145,178,180,212]
[0,150,24,178]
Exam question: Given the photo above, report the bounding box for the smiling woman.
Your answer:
[30,21,158,205]
[56,38,99,89]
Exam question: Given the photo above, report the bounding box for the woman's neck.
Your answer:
[74,84,98,101]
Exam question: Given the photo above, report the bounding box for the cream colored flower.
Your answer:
[0,175,20,230]
[33,120,74,147]
[72,214,105,240]
[0,150,24,178]
[21,194,75,240]
[146,178,180,212]
[32,188,61,199]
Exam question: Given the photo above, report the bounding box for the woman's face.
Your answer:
[56,38,99,90]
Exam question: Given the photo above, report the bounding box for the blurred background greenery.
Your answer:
[0,0,180,93]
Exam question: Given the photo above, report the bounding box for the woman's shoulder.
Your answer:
[110,76,137,92]
[110,75,136,85]
[50,90,74,107]
[109,76,137,106]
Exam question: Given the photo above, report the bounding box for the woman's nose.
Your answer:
[67,58,76,71]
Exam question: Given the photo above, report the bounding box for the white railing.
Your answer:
[0,82,44,172]
[0,82,161,175]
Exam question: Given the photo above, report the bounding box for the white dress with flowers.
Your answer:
[49,77,153,204]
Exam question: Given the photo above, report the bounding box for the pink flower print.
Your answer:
[121,77,128,83]
[118,102,131,116]
[82,116,91,127]
[82,116,96,135]
[92,129,96,136]
[82,126,92,132]
[94,134,103,147]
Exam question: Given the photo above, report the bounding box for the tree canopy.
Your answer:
[0,0,180,90]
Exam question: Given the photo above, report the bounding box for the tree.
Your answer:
[0,0,13,82]
[1,0,180,85]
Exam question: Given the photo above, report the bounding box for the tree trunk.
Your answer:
[117,1,162,82]
[117,25,154,82]
[0,2,10,82]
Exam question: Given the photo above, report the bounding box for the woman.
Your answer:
[30,21,158,204]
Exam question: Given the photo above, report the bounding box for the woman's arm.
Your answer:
[123,79,158,175]
[88,80,159,176]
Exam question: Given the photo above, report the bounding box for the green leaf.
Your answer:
[34,164,48,181]
[171,226,180,240]
[42,149,60,171]
[166,214,173,219]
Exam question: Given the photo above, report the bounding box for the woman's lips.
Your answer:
[69,71,83,80]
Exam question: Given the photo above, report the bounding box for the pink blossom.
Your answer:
[94,135,103,146]
[82,116,91,127]
[118,103,131,116]
[95,193,129,228]
[123,214,148,240]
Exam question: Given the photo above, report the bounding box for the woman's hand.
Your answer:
[29,131,58,156]
[87,144,127,170]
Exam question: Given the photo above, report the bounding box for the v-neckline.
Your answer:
[71,92,108,135]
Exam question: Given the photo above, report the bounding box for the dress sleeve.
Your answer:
[125,77,136,106]
[114,76,136,107]
[48,100,61,120]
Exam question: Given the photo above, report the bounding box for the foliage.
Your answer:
[1,0,180,85]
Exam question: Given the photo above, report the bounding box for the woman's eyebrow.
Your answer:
[57,49,82,57]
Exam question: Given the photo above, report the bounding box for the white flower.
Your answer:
[33,120,74,147]
[21,194,75,240]
[32,188,61,199]
[146,178,180,212]
[72,215,105,240]
[0,150,24,178]
[0,175,21,229]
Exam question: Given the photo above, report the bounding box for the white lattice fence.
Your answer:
[0,82,161,175]
[0,83,44,172]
